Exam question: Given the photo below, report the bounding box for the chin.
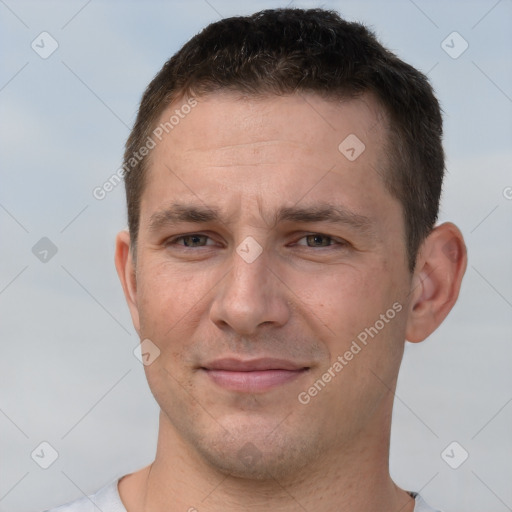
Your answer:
[192,421,315,481]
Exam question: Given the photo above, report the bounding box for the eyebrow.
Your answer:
[147,202,374,234]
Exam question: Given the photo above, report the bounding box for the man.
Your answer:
[48,8,466,512]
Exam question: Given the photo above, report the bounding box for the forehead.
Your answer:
[141,91,396,227]
[153,91,388,163]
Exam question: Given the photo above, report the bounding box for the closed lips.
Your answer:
[201,358,309,371]
[201,358,310,392]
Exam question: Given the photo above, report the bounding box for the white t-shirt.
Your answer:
[44,478,442,512]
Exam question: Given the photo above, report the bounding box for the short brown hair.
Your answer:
[124,8,444,271]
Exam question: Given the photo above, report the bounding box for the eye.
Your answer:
[295,233,345,248]
[165,232,347,251]
[167,234,214,247]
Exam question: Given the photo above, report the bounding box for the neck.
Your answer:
[120,396,415,512]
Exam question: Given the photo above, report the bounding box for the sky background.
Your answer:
[0,1,511,511]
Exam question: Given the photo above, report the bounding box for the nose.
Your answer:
[209,244,291,336]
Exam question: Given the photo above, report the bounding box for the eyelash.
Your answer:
[165,233,347,249]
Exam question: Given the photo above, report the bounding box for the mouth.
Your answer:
[200,358,310,393]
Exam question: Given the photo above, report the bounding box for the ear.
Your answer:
[405,222,467,343]
[115,229,140,335]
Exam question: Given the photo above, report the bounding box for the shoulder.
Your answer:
[412,492,443,512]
[43,478,126,512]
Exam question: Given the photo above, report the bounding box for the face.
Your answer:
[120,92,415,480]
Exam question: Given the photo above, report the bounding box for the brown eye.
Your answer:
[170,234,211,247]
[295,234,335,247]
[305,234,332,247]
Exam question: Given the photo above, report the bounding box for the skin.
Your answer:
[115,92,467,512]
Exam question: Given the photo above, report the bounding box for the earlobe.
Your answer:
[114,230,141,335]
[405,222,467,343]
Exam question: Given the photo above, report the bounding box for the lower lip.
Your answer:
[203,368,308,392]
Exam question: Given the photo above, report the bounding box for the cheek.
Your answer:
[136,262,206,339]
[305,262,406,350]
[136,264,205,406]
[308,268,379,323]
